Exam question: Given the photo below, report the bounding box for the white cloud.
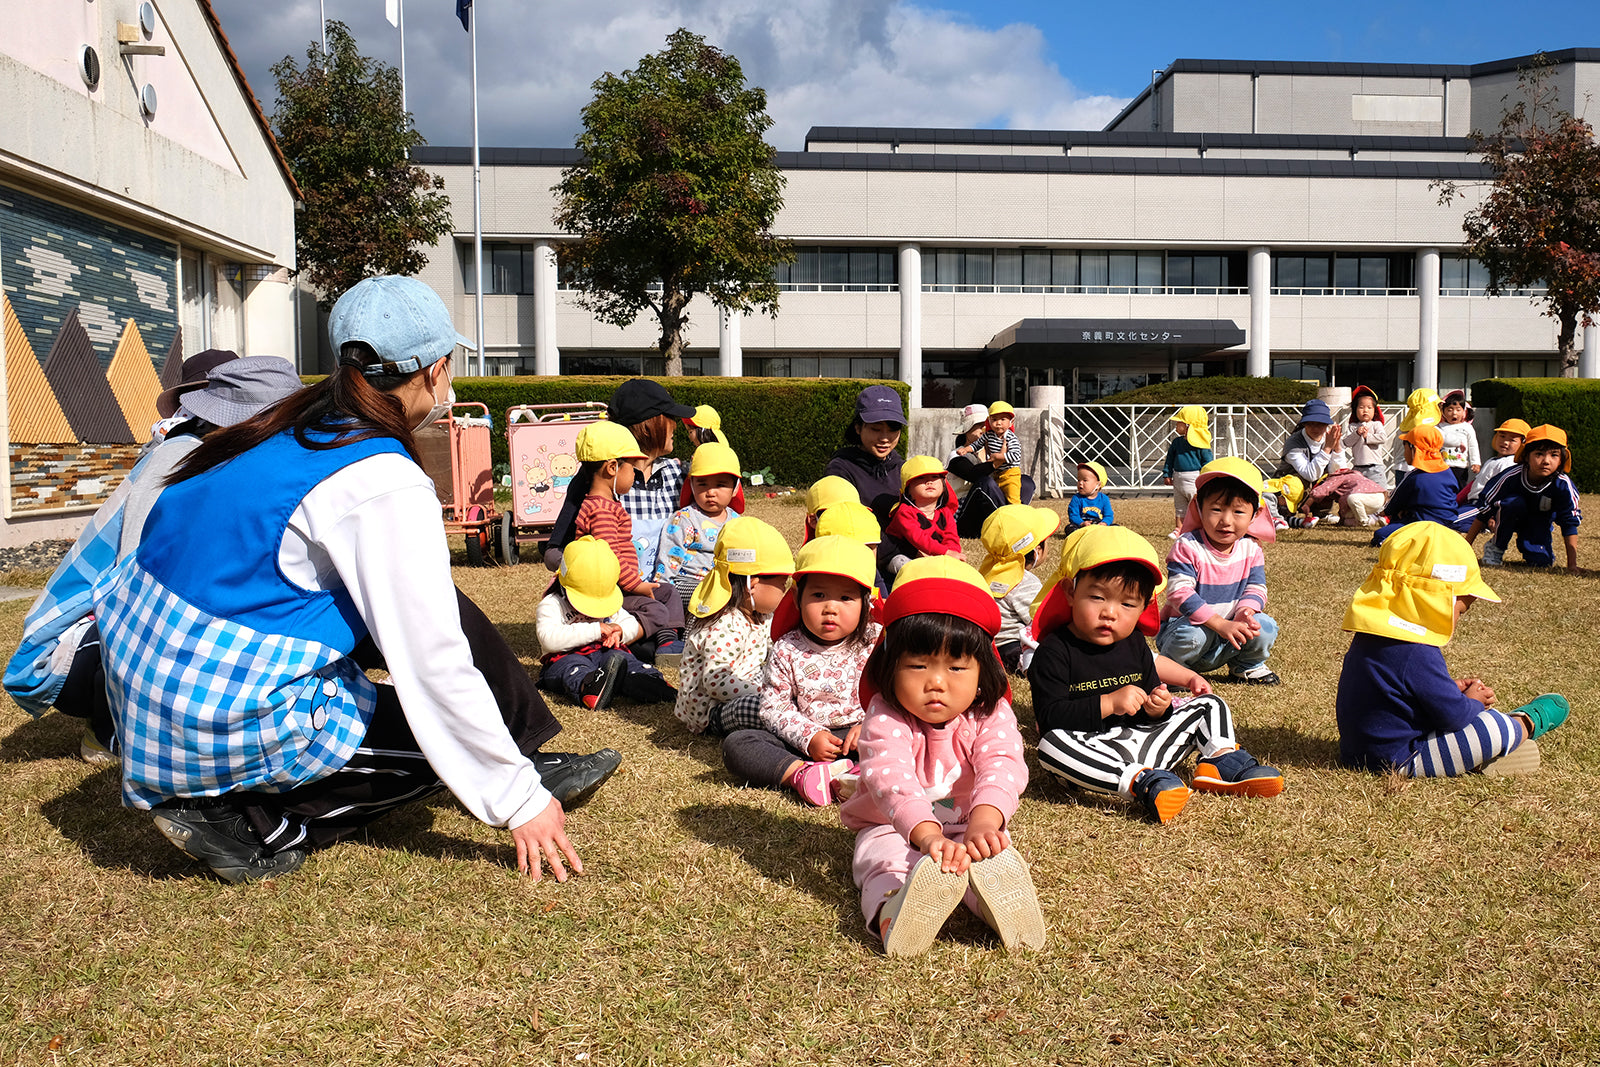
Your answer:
[210,0,1129,150]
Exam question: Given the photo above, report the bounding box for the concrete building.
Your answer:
[411,47,1599,409]
[0,0,298,546]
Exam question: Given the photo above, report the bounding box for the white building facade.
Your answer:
[409,48,1600,408]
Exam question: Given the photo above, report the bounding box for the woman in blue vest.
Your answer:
[93,276,617,884]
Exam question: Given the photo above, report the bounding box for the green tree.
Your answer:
[554,28,792,375]
[271,21,452,307]
[1435,56,1600,376]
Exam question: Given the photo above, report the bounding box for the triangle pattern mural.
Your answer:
[3,295,74,444]
[108,318,163,440]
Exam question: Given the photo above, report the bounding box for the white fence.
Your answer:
[1051,403,1405,492]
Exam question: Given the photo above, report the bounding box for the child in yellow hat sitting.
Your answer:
[654,442,744,610]
[723,537,881,806]
[1028,525,1284,824]
[535,537,676,711]
[978,505,1060,673]
[1336,523,1568,775]
[1466,425,1582,572]
[1066,460,1115,533]
[674,517,794,736]
[980,402,1024,505]
[882,456,962,585]
[802,475,860,543]
[1163,406,1213,538]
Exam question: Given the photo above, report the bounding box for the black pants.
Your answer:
[238,589,562,852]
[55,622,117,750]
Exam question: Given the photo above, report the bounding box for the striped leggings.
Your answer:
[1403,708,1523,778]
[1037,694,1235,797]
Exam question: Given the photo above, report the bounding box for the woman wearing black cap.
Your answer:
[824,384,907,528]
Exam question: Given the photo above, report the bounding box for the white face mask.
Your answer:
[414,364,454,431]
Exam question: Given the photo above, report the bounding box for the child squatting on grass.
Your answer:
[1027,525,1285,824]
[1462,417,1529,507]
[1335,522,1569,777]
[654,442,745,611]
[1156,458,1282,686]
[840,557,1047,956]
[673,517,795,736]
[1466,425,1582,573]
[721,536,882,806]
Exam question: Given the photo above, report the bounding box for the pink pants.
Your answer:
[852,822,985,932]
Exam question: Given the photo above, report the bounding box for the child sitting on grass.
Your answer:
[802,475,859,543]
[883,456,962,582]
[535,536,676,710]
[841,557,1046,955]
[979,505,1060,673]
[1066,460,1115,532]
[1028,525,1284,824]
[1371,425,1473,546]
[1336,522,1568,776]
[980,402,1025,505]
[1156,458,1282,685]
[674,517,794,736]
[1467,425,1582,572]
[814,499,890,601]
[1164,406,1213,537]
[655,442,743,610]
[1462,418,1529,506]
[722,537,881,806]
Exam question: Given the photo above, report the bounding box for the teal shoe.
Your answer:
[1514,694,1569,738]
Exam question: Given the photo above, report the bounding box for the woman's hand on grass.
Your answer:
[510,800,582,883]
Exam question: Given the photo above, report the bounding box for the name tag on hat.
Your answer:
[1387,614,1427,636]
[1431,563,1467,582]
[726,548,757,563]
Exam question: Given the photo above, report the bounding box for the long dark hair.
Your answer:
[862,612,1006,719]
[168,342,423,483]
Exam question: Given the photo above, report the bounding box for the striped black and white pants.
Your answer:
[1037,694,1235,797]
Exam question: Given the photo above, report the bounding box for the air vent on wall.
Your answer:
[78,44,100,90]
[139,83,158,118]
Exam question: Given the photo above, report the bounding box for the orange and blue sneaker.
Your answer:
[1131,767,1191,823]
[1192,748,1285,798]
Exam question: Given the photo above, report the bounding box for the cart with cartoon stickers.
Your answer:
[414,402,502,566]
[499,401,609,565]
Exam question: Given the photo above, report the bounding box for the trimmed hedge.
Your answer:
[1096,376,1319,405]
[1467,377,1600,491]
[448,375,910,487]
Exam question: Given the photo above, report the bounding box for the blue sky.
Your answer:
[211,0,1597,149]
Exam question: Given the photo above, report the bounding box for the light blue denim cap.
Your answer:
[328,275,475,376]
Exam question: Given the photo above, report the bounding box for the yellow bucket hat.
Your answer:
[1398,388,1442,434]
[575,419,646,463]
[1194,456,1263,507]
[689,516,796,617]
[988,401,1016,418]
[900,454,948,491]
[979,505,1061,596]
[1172,405,1212,449]
[1264,474,1306,513]
[805,475,859,516]
[1342,523,1499,647]
[557,536,624,619]
[814,500,881,544]
[794,535,877,591]
[1030,525,1165,638]
[1076,460,1108,487]
[687,441,741,480]
[1517,425,1572,471]
[686,404,722,432]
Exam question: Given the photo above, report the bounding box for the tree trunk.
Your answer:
[1559,307,1578,377]
[659,286,689,377]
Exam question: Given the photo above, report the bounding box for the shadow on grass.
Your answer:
[677,801,870,941]
[0,710,83,763]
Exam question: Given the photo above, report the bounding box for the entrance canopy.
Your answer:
[986,318,1246,363]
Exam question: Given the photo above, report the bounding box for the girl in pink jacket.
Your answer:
[839,557,1046,956]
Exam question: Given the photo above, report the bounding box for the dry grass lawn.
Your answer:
[1,494,1595,1064]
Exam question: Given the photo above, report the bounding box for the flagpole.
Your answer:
[471,3,485,375]
[398,0,407,116]
[319,0,327,55]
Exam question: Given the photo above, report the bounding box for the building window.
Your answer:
[559,353,719,376]
[1271,359,1331,384]
[775,247,897,291]
[924,360,992,407]
[745,355,897,379]
[1440,255,1544,297]
[1272,253,1414,295]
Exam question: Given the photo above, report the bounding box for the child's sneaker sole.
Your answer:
[1482,737,1541,777]
[1149,785,1191,823]
[1192,764,1285,798]
[968,849,1046,951]
[881,856,969,957]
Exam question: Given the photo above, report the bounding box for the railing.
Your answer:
[1270,287,1418,297]
[1052,403,1404,492]
[921,284,1249,296]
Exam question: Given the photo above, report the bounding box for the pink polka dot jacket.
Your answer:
[839,695,1028,840]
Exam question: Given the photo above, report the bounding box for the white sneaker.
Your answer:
[968,849,1047,951]
[1322,515,1340,526]
[1482,540,1505,566]
[878,855,968,956]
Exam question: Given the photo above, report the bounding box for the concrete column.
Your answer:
[242,265,295,363]
[531,240,560,376]
[1580,322,1599,379]
[1247,246,1271,377]
[898,243,922,407]
[718,306,742,377]
[1415,247,1441,392]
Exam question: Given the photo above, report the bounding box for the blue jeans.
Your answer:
[1156,614,1278,674]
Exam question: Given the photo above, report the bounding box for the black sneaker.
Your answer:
[534,749,623,809]
[577,651,626,710]
[151,802,307,884]
[620,670,678,705]
[652,629,684,670]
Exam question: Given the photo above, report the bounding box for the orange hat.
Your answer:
[1517,425,1572,471]
[1493,418,1531,438]
[1400,424,1449,474]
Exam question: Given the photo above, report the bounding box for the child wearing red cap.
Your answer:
[840,557,1045,956]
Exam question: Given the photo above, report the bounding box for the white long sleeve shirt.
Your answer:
[279,452,552,831]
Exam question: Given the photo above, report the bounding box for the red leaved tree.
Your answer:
[1435,56,1600,376]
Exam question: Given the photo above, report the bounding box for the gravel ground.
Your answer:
[0,539,73,577]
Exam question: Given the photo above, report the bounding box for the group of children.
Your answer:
[529,390,1574,960]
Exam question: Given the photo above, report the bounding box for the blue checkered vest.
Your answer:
[94,430,409,809]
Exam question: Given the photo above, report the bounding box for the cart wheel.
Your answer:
[500,511,519,566]
[464,528,485,567]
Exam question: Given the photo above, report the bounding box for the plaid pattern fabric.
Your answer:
[96,558,377,810]
[621,457,685,573]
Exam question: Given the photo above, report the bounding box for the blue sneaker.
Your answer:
[1130,767,1190,824]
